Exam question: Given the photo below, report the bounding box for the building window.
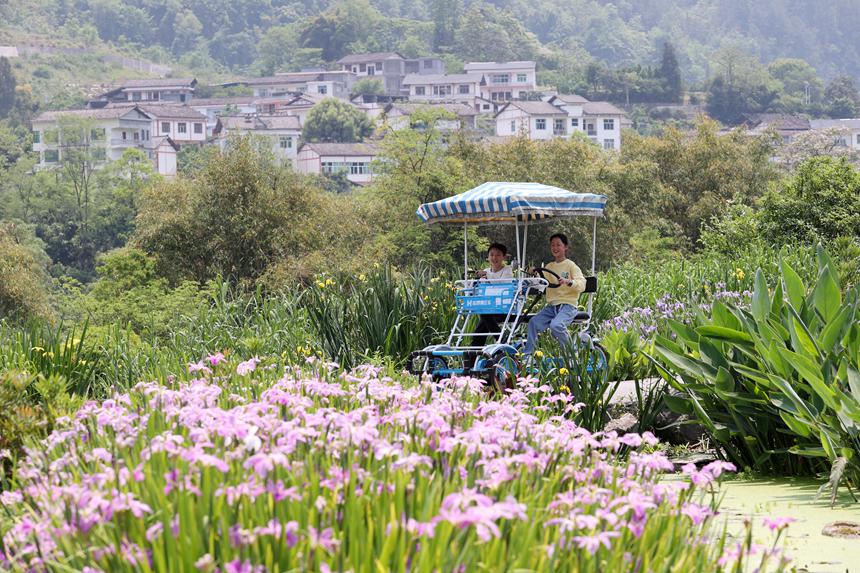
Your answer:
[603,119,615,130]
[44,149,59,163]
[423,59,432,69]
[535,118,546,130]
[458,84,470,95]
[122,131,127,140]
[517,73,527,83]
[145,130,150,140]
[433,85,452,96]
[349,161,369,175]
[32,131,40,143]
[491,74,509,84]
[133,131,139,141]
[482,104,490,110]
[317,85,328,94]
[554,118,565,134]
[490,92,512,101]
[321,161,347,174]
[151,91,159,100]
[571,118,579,128]
[359,64,366,72]
[132,92,141,101]
[415,86,426,96]
[279,136,292,149]
[856,134,860,145]
[92,147,106,161]
[194,123,203,134]
[178,123,187,134]
[510,120,516,132]
[603,139,615,150]
[367,67,375,76]
[90,128,105,141]
[161,122,170,134]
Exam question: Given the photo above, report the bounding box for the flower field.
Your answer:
[0,357,788,572]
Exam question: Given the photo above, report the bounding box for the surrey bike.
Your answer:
[407,182,608,392]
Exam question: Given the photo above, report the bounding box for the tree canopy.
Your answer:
[302,99,374,143]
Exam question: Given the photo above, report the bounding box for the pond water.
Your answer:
[713,477,860,572]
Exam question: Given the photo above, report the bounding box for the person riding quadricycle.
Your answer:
[407,182,608,392]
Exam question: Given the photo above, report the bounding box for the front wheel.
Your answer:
[488,351,519,394]
[584,341,608,383]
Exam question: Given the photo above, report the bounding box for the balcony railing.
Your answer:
[110,139,146,147]
[553,129,566,136]
[587,130,597,137]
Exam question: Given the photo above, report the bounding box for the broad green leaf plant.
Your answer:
[652,246,860,500]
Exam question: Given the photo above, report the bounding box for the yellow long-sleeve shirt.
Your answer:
[544,259,586,306]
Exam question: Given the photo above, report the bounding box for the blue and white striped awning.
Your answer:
[416,182,607,225]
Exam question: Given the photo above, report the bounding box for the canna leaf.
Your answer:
[751,268,770,322]
[780,259,806,310]
[811,265,841,323]
[777,347,838,410]
[820,305,854,353]
[695,325,753,343]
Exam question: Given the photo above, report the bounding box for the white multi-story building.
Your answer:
[402,74,484,106]
[31,106,180,177]
[464,61,537,102]
[88,78,197,106]
[295,142,380,185]
[213,114,302,166]
[494,95,626,150]
[810,118,860,148]
[136,105,208,146]
[494,101,569,139]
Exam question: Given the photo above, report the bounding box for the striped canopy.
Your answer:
[416,182,607,225]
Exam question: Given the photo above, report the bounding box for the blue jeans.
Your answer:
[524,304,577,355]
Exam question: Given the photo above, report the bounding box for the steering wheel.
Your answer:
[532,267,562,288]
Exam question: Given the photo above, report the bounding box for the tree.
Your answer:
[825,75,860,118]
[759,156,860,244]
[706,48,779,124]
[659,41,682,103]
[432,0,460,51]
[133,134,367,284]
[352,78,385,97]
[0,57,15,118]
[453,5,538,62]
[768,58,823,111]
[0,220,51,322]
[302,98,373,143]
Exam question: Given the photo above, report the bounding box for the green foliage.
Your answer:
[706,48,780,124]
[659,42,682,103]
[652,250,860,494]
[0,220,51,322]
[0,57,16,118]
[302,98,374,143]
[352,77,385,96]
[453,5,538,62]
[759,156,860,245]
[824,75,860,118]
[133,134,367,285]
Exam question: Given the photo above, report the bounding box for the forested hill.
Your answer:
[2,0,859,84]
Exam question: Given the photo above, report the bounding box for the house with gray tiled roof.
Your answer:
[494,95,626,149]
[88,78,197,106]
[31,105,181,177]
[402,73,485,106]
[382,102,478,131]
[213,114,302,166]
[337,52,445,96]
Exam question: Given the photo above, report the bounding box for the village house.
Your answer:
[134,104,208,146]
[810,118,860,149]
[337,52,445,96]
[381,102,478,131]
[295,142,381,185]
[494,96,625,150]
[238,71,355,99]
[189,96,258,136]
[31,106,179,177]
[88,78,197,106]
[213,114,302,166]
[252,93,330,124]
[494,101,569,139]
[402,73,484,106]
[464,61,536,102]
[737,113,811,144]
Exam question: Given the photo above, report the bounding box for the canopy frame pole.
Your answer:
[463,222,468,281]
[522,220,529,272]
[514,219,521,271]
[588,215,597,317]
